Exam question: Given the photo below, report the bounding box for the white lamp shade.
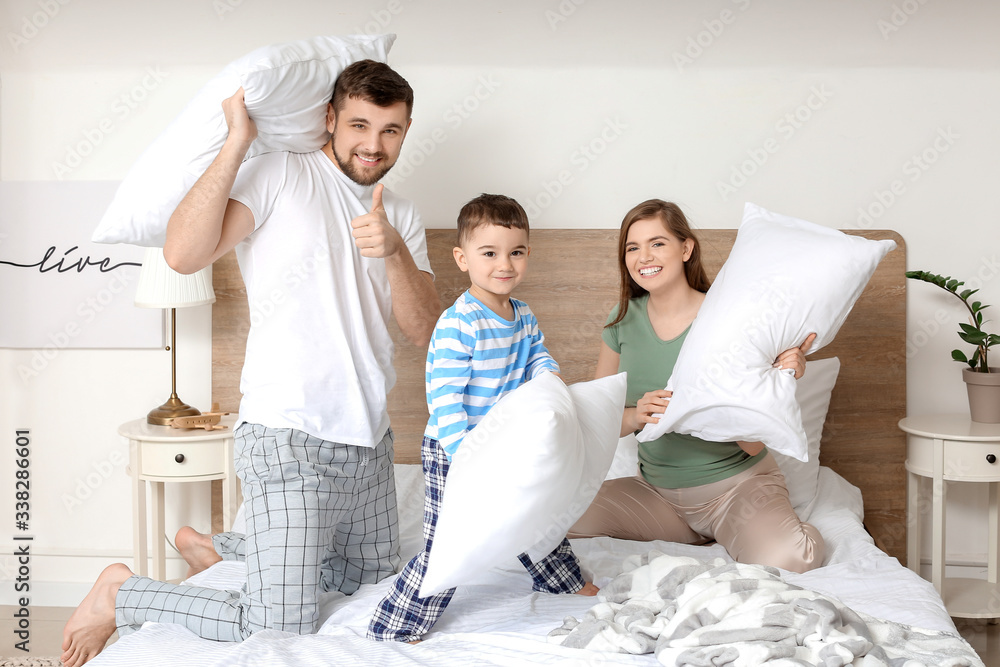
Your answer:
[134,247,216,309]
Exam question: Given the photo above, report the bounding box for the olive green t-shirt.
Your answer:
[603,295,766,488]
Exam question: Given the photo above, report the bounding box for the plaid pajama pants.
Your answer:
[367,436,586,642]
[115,423,400,641]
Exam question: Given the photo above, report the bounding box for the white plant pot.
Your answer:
[964,367,1000,423]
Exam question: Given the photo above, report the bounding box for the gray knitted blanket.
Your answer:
[548,552,984,666]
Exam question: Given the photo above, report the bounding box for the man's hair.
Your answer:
[331,59,414,116]
[456,194,530,247]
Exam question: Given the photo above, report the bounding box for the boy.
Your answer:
[367,193,597,643]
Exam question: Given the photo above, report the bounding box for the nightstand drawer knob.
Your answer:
[175,453,185,463]
[988,454,997,464]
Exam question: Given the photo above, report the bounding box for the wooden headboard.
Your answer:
[212,229,907,561]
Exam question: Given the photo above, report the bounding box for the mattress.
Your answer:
[88,464,983,666]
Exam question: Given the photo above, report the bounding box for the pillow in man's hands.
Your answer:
[92,34,395,247]
[637,202,894,462]
[420,372,626,598]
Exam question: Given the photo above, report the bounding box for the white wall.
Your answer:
[2,0,998,605]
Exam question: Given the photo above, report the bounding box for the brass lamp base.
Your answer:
[147,395,202,425]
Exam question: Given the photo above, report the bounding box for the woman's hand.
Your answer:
[634,389,672,428]
[773,332,817,380]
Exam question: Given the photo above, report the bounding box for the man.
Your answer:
[61,60,440,667]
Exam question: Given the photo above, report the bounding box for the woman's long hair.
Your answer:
[607,200,711,328]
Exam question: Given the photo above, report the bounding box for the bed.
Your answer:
[90,228,986,666]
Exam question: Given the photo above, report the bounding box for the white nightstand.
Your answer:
[900,414,1000,619]
[120,416,240,581]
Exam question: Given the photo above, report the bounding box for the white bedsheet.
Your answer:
[88,465,978,666]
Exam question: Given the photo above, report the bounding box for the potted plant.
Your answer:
[906,270,1000,422]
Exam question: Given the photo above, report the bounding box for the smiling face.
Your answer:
[623,216,694,294]
[325,96,411,186]
[453,224,530,317]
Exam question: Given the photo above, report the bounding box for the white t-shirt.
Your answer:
[229,150,432,448]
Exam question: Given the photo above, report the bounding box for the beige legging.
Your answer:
[568,453,824,574]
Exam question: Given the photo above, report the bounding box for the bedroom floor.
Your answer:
[0,606,995,664]
[955,618,1000,666]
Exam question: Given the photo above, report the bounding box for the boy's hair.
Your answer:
[456,194,530,246]
[331,59,414,117]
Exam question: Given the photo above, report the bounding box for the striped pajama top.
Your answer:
[424,290,559,459]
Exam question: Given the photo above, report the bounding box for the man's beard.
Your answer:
[331,132,394,186]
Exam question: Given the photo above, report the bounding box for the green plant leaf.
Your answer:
[961,331,988,345]
[907,269,995,365]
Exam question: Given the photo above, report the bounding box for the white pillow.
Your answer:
[637,202,894,461]
[773,357,840,517]
[604,358,839,517]
[419,372,627,598]
[604,434,639,480]
[92,34,395,247]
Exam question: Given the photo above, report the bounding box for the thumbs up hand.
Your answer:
[351,184,403,258]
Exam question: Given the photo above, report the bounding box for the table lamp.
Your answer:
[134,247,216,425]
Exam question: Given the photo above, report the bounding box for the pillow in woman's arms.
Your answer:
[637,203,894,462]
[419,372,626,598]
[91,34,395,247]
[609,358,839,516]
[773,357,840,516]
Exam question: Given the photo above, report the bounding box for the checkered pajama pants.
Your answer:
[367,436,586,642]
[115,423,400,641]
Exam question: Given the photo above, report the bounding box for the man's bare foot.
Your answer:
[576,581,600,596]
[175,526,223,579]
[61,563,132,667]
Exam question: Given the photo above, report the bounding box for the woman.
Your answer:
[568,199,824,573]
